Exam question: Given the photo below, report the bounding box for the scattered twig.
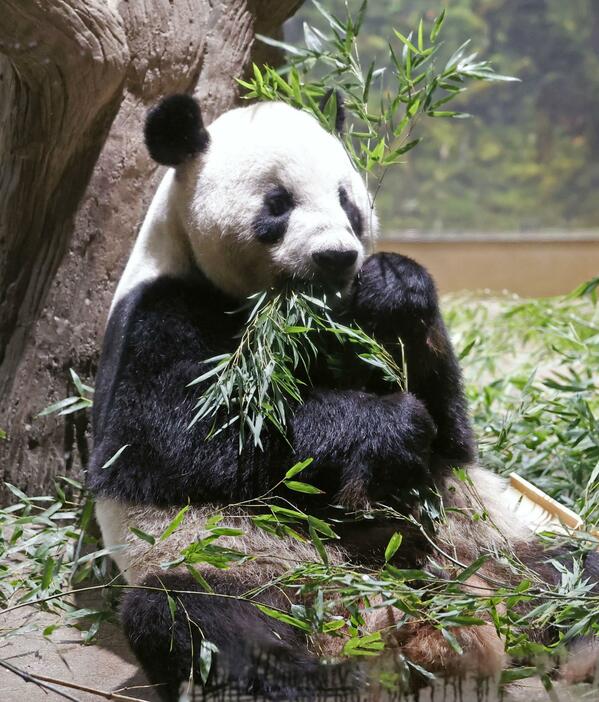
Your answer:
[0,581,294,618]
[30,671,153,702]
[0,656,156,702]
[0,658,80,702]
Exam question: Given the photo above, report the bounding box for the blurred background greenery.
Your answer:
[286,0,599,235]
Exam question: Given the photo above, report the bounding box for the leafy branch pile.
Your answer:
[189,289,405,451]
[127,474,599,682]
[2,281,598,689]
[445,277,599,520]
[180,278,599,687]
[241,1,516,194]
[0,476,113,642]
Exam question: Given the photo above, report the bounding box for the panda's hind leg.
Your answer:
[121,571,317,701]
[397,620,506,681]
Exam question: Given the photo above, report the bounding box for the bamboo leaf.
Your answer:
[199,640,218,684]
[58,399,93,416]
[500,668,537,685]
[38,396,81,417]
[309,525,328,564]
[343,632,385,656]
[100,444,129,470]
[284,480,324,495]
[394,29,419,55]
[430,9,446,42]
[456,555,489,583]
[311,0,345,33]
[41,557,54,590]
[255,34,304,56]
[285,458,314,479]
[303,22,323,53]
[441,628,463,655]
[160,505,190,541]
[384,532,403,562]
[255,604,311,632]
[186,565,213,592]
[130,527,156,545]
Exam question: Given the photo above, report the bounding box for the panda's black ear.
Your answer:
[144,94,210,167]
[319,89,345,134]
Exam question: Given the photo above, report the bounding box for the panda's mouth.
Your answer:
[315,271,357,294]
[277,268,357,297]
[283,249,361,292]
[311,249,359,281]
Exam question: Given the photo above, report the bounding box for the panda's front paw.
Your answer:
[350,252,439,329]
[336,392,436,508]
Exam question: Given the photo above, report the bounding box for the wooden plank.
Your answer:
[508,473,583,529]
[506,472,599,544]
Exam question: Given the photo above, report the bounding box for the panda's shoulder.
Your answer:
[127,274,224,318]
[110,273,235,337]
[93,273,236,440]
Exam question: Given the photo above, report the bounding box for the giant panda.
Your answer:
[88,94,597,701]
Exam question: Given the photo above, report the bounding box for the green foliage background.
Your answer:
[287,0,599,233]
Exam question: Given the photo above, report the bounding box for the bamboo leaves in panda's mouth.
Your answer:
[188,288,406,451]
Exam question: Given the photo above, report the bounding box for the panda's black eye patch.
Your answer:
[265,187,294,217]
[339,186,364,239]
[253,186,295,244]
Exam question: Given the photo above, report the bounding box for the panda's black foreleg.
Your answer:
[346,252,476,466]
[121,572,320,701]
[290,387,436,507]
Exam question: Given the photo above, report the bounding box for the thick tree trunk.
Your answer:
[0,0,302,500]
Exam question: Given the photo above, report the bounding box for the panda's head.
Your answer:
[144,94,378,299]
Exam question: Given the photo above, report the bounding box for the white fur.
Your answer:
[111,169,192,311]
[438,466,533,562]
[98,502,346,585]
[113,102,377,307]
[180,103,377,297]
[95,498,132,575]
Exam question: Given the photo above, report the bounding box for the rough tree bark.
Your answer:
[0,0,303,500]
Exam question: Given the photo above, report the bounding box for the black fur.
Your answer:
[90,254,468,508]
[319,88,346,133]
[144,94,210,167]
[292,389,435,505]
[346,253,475,464]
[253,186,294,244]
[339,185,364,238]
[121,572,323,702]
[584,550,599,588]
[90,273,281,505]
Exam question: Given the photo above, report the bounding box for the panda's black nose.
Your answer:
[312,249,358,275]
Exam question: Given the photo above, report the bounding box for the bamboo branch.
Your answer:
[2,654,162,701]
[0,658,80,702]
[28,670,156,702]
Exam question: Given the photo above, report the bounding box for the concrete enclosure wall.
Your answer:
[382,237,599,297]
